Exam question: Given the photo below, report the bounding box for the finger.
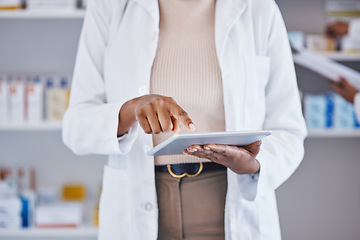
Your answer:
[145,112,162,134]
[171,116,180,133]
[203,144,229,154]
[137,115,152,134]
[243,140,262,155]
[157,108,172,132]
[186,144,202,153]
[168,100,195,131]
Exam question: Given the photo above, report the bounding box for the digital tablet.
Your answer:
[147,130,272,156]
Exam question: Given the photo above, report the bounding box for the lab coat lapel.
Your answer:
[132,0,159,21]
[215,0,247,61]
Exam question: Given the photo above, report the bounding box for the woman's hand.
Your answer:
[331,77,358,104]
[184,141,262,175]
[118,94,195,136]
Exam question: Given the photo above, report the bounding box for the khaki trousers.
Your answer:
[155,169,227,240]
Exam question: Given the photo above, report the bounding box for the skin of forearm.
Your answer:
[117,99,137,137]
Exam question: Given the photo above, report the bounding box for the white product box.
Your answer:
[26,76,44,123]
[0,0,21,8]
[0,75,9,123]
[9,76,25,123]
[26,0,77,10]
[0,197,22,229]
[306,34,336,52]
[333,94,356,129]
[45,76,70,122]
[288,31,305,50]
[35,202,83,228]
[304,94,330,129]
[326,1,360,21]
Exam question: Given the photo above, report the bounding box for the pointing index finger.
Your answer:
[169,103,195,131]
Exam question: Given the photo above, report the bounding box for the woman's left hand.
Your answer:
[183,141,262,175]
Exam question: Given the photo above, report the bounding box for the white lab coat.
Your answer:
[349,19,360,121]
[62,0,307,239]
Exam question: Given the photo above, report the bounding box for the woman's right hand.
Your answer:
[117,94,195,136]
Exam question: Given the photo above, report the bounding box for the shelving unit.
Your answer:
[0,10,85,19]
[0,227,97,238]
[308,129,360,138]
[0,122,62,131]
[0,9,105,240]
[317,51,360,61]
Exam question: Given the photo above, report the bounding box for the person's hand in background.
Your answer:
[331,77,359,104]
[326,21,349,39]
[184,141,262,175]
[117,94,195,136]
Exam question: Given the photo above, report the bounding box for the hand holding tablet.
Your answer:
[147,130,271,156]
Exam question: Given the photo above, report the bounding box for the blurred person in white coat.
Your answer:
[327,19,360,121]
[62,0,307,239]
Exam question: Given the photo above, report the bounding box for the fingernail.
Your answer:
[204,146,210,151]
[189,123,196,131]
[188,148,197,153]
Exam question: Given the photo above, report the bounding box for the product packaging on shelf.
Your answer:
[0,0,22,10]
[26,0,78,10]
[0,75,9,123]
[0,197,22,228]
[35,202,83,228]
[333,94,359,128]
[62,184,86,202]
[0,73,71,124]
[326,1,360,22]
[26,76,44,123]
[45,75,70,122]
[306,34,336,52]
[9,76,25,123]
[304,93,359,129]
[304,94,332,129]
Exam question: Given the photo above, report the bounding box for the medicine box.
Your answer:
[304,94,331,129]
[0,0,22,9]
[26,0,78,10]
[26,76,44,123]
[0,75,9,123]
[333,94,357,129]
[9,76,25,123]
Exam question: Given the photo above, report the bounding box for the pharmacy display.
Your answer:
[0,0,87,10]
[0,74,70,124]
[0,166,100,229]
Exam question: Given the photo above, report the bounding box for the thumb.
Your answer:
[243,140,262,155]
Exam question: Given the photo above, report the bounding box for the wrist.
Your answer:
[117,99,137,136]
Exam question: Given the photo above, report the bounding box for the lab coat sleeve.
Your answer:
[354,93,360,122]
[62,0,139,155]
[237,4,307,201]
[349,18,360,41]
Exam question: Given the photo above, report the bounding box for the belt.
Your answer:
[155,162,226,178]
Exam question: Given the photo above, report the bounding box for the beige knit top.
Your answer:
[150,0,226,165]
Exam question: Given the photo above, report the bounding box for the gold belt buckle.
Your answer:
[167,162,203,179]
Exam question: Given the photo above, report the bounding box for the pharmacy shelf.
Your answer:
[317,52,360,61]
[0,226,97,238]
[0,10,85,19]
[308,129,360,138]
[0,122,62,131]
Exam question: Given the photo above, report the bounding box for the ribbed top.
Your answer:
[150,0,226,165]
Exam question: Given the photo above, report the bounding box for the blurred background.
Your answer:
[0,0,359,239]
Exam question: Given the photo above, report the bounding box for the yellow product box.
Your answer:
[62,184,86,202]
[0,0,22,10]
